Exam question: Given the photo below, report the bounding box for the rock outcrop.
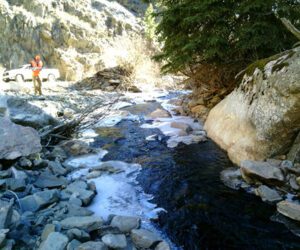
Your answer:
[204,48,300,165]
[0,0,142,80]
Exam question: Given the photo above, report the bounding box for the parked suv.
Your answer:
[2,64,60,83]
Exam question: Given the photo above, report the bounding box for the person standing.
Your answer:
[31,55,43,95]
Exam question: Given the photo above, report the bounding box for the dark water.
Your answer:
[92,103,300,250]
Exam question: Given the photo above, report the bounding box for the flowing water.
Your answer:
[73,91,300,250]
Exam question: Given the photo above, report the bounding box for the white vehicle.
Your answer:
[2,64,60,83]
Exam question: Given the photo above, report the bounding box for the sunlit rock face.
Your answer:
[0,0,143,80]
[204,48,300,165]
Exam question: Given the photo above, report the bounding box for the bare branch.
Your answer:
[280,18,300,41]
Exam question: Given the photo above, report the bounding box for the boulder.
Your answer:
[147,109,171,119]
[60,216,103,232]
[39,232,69,250]
[240,160,285,185]
[277,201,300,221]
[77,241,108,250]
[204,48,300,165]
[131,229,161,249]
[102,234,127,249]
[7,97,58,129]
[110,216,141,233]
[20,190,60,212]
[255,185,282,203]
[0,118,41,160]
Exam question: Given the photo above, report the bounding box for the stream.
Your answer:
[68,91,300,249]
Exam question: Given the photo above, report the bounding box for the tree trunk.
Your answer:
[280,18,300,41]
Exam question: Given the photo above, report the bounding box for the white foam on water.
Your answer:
[87,161,167,221]
[64,152,107,169]
[112,101,133,110]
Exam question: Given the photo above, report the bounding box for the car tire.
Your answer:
[48,74,56,82]
[15,74,24,83]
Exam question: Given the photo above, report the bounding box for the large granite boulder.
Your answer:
[204,48,300,165]
[0,117,41,160]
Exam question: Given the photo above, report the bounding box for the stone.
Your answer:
[18,157,32,168]
[102,234,127,249]
[220,168,243,190]
[289,175,300,191]
[66,181,95,206]
[287,132,300,163]
[67,239,81,250]
[60,140,93,156]
[7,97,58,129]
[39,232,69,250]
[277,201,300,221]
[131,229,161,249]
[1,239,14,250]
[155,241,171,250]
[170,122,192,133]
[41,224,56,241]
[20,190,60,212]
[34,173,67,188]
[50,147,68,161]
[280,160,293,169]
[86,171,102,179]
[190,105,209,119]
[255,185,282,203]
[0,229,9,246]
[65,204,94,217]
[69,196,83,207]
[204,48,300,166]
[0,170,11,179]
[67,228,90,241]
[60,216,103,232]
[6,178,26,191]
[0,118,41,160]
[48,161,67,176]
[77,241,108,250]
[110,216,141,233]
[147,109,171,119]
[240,160,285,185]
[0,201,13,229]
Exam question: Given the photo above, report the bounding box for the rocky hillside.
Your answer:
[0,0,144,80]
[204,47,300,165]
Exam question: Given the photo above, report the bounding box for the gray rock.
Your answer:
[34,173,67,188]
[7,97,58,129]
[0,229,9,246]
[110,216,141,233]
[220,168,243,190]
[6,178,26,191]
[41,224,56,241]
[66,181,95,206]
[287,132,300,163]
[60,216,103,232]
[1,239,14,250]
[65,204,94,217]
[60,140,93,156]
[48,161,67,176]
[0,170,11,179]
[67,239,81,250]
[277,200,300,221]
[0,201,13,229]
[255,185,282,203]
[281,160,293,169]
[289,175,300,191]
[155,241,171,250]
[0,118,41,160]
[69,196,83,207]
[131,229,161,249]
[102,234,127,249]
[20,190,60,212]
[170,122,192,133]
[0,180,6,188]
[147,109,171,119]
[67,228,90,241]
[18,157,32,168]
[77,241,108,250]
[240,160,285,185]
[50,147,68,161]
[39,232,69,250]
[86,171,102,179]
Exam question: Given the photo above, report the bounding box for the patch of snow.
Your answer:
[64,152,108,169]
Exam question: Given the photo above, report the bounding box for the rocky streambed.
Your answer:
[0,87,300,250]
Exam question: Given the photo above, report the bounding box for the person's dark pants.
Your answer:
[33,75,42,95]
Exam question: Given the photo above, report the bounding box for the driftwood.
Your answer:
[40,97,120,146]
[280,18,300,41]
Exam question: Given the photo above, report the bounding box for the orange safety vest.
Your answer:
[32,60,43,76]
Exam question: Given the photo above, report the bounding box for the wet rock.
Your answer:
[39,232,69,250]
[0,201,13,229]
[110,216,141,233]
[0,118,41,160]
[60,140,94,156]
[147,109,171,119]
[170,122,192,133]
[41,224,56,241]
[34,173,67,188]
[102,233,127,249]
[67,239,81,250]
[60,216,103,232]
[155,241,171,250]
[240,160,285,185]
[131,229,161,249]
[6,178,26,191]
[255,185,282,203]
[77,241,108,250]
[67,228,90,241]
[20,189,60,212]
[277,201,300,222]
[220,168,243,190]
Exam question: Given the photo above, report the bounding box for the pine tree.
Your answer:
[144,3,157,41]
